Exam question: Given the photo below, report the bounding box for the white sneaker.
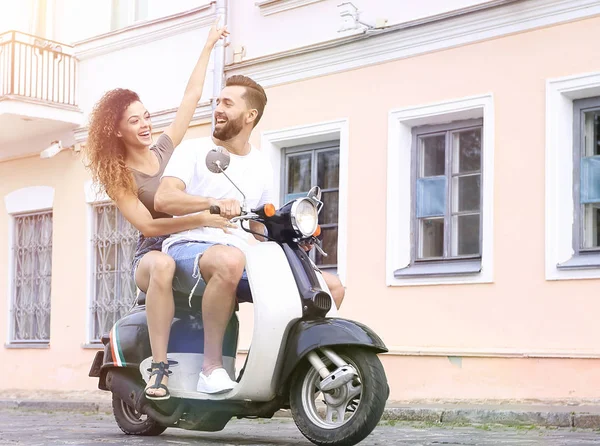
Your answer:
[196,368,237,394]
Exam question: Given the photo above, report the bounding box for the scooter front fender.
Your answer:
[276,318,388,392]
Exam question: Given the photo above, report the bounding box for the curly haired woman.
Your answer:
[84,19,234,401]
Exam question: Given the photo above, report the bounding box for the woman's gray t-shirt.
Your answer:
[131,133,174,219]
[130,133,175,274]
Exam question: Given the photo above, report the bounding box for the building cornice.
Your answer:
[226,0,600,87]
[74,3,215,60]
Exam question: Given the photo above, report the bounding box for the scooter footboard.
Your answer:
[275,318,388,391]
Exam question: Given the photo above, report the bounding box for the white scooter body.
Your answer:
[139,241,338,401]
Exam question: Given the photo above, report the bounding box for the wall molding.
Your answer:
[384,346,600,359]
[255,0,324,16]
[227,0,600,88]
[74,102,212,143]
[4,186,55,214]
[74,3,215,60]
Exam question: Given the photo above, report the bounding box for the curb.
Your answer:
[0,399,112,414]
[382,407,600,429]
[3,400,600,429]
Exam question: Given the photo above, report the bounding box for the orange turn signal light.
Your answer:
[263,203,276,217]
[313,225,322,237]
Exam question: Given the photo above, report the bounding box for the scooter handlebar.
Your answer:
[209,205,249,218]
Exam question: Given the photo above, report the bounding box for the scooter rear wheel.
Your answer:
[289,347,388,446]
[112,394,167,436]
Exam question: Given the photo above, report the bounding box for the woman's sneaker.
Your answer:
[196,368,237,394]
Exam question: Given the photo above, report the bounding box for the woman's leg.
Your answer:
[135,251,176,398]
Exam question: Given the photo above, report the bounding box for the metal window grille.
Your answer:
[90,203,139,342]
[10,211,53,343]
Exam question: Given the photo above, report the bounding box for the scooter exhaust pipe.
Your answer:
[106,369,186,425]
[106,369,145,411]
[143,401,186,425]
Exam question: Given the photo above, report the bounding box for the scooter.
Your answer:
[89,148,389,446]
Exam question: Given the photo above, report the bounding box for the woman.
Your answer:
[84,19,233,401]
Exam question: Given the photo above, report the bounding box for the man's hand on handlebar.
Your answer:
[211,198,241,219]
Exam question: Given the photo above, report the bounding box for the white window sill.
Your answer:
[5,343,50,349]
[556,253,600,271]
[81,343,105,350]
[395,259,482,279]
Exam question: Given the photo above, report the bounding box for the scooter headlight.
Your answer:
[290,198,318,237]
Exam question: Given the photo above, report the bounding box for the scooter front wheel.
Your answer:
[112,394,167,436]
[289,347,388,446]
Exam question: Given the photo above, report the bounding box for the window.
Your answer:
[10,211,53,344]
[412,120,483,263]
[573,97,600,256]
[110,0,148,31]
[546,72,600,279]
[89,203,139,343]
[387,94,494,285]
[283,142,339,270]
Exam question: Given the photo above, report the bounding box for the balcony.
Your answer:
[0,31,83,159]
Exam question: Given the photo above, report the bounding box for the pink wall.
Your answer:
[247,16,600,399]
[2,16,600,401]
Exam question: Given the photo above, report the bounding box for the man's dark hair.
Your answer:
[225,75,267,127]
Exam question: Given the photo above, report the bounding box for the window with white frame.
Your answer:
[10,211,53,344]
[545,73,600,279]
[411,120,483,263]
[89,202,139,342]
[387,94,494,285]
[572,97,600,255]
[110,0,149,31]
[283,141,339,270]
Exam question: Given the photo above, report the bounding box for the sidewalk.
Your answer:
[3,390,600,429]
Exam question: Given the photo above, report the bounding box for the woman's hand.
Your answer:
[206,16,229,49]
[197,211,237,233]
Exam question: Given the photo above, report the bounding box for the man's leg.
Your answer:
[198,245,245,379]
[167,241,244,393]
[322,271,345,309]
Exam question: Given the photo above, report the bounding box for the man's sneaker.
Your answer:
[196,368,237,394]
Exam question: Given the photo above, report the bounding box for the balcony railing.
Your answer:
[0,31,77,107]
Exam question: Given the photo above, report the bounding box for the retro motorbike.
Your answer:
[89,148,389,446]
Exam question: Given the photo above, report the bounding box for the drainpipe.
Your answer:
[211,0,227,133]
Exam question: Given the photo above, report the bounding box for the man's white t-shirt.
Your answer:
[161,137,274,253]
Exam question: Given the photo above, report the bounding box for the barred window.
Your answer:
[90,203,139,342]
[10,211,53,344]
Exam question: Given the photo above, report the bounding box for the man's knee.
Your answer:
[200,246,245,283]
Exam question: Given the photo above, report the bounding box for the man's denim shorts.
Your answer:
[166,240,253,304]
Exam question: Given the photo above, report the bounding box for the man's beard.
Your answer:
[213,114,244,141]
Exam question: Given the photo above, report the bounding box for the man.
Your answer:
[154,75,344,394]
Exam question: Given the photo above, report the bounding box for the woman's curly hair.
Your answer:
[84,88,141,200]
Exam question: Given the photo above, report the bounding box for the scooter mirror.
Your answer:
[206,147,231,173]
[307,186,322,202]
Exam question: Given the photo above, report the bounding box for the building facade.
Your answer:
[2,0,600,402]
